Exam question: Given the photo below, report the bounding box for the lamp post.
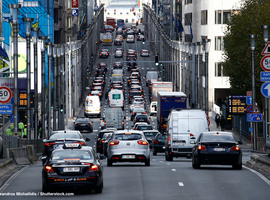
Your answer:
[195,42,199,108]
[57,45,61,129]
[47,42,52,136]
[9,4,21,137]
[248,34,258,150]
[198,42,203,109]
[53,45,57,130]
[23,17,33,143]
[31,27,40,140]
[39,36,47,138]
[261,25,270,139]
[203,39,211,114]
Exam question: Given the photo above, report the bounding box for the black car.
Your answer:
[127,54,137,61]
[113,62,123,69]
[42,144,103,193]
[142,130,159,149]
[131,108,146,121]
[95,69,106,77]
[152,133,166,155]
[100,132,113,155]
[192,131,242,169]
[133,114,150,124]
[102,134,113,157]
[74,117,93,132]
[127,62,137,71]
[99,49,109,58]
[95,129,116,153]
[98,62,108,72]
[114,39,122,46]
[42,130,90,164]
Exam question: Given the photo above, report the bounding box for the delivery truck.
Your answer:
[151,81,173,102]
[157,92,188,132]
[103,32,112,46]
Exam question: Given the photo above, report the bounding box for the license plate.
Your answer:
[213,148,225,151]
[173,142,185,146]
[122,155,135,159]
[63,167,80,172]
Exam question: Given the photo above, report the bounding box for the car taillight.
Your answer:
[231,146,240,151]
[45,165,54,173]
[102,140,105,143]
[74,142,85,145]
[89,164,98,172]
[132,112,134,115]
[45,142,56,147]
[190,134,194,136]
[137,140,148,145]
[109,140,119,145]
[75,124,79,126]
[154,140,159,144]
[198,145,206,150]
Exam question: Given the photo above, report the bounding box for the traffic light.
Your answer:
[155,55,159,66]
[142,38,145,44]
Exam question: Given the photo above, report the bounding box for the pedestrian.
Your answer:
[18,120,24,137]
[5,125,13,136]
[38,119,42,138]
[215,114,220,128]
[23,125,27,138]
[220,115,226,131]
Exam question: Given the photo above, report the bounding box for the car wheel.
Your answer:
[153,149,157,156]
[107,158,112,166]
[192,157,200,169]
[95,182,103,193]
[145,158,150,166]
[232,163,242,170]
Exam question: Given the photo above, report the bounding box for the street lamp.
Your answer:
[9,4,21,137]
[202,39,211,115]
[31,27,40,140]
[47,41,52,136]
[53,45,57,131]
[198,42,203,109]
[23,17,33,142]
[248,34,258,150]
[261,25,270,139]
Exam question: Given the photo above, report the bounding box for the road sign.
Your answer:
[261,41,270,55]
[0,104,12,114]
[252,106,260,113]
[249,127,253,132]
[246,105,253,113]
[0,87,12,103]
[72,8,78,16]
[247,113,263,122]
[260,56,270,71]
[246,91,252,96]
[228,95,247,115]
[260,71,270,81]
[246,96,252,105]
[261,82,270,98]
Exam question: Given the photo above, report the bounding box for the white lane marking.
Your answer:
[167,163,171,165]
[159,161,164,163]
[152,159,156,161]
[243,166,270,186]
[178,182,184,187]
[0,165,30,192]
[172,169,176,171]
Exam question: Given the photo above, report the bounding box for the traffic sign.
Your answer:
[261,41,270,55]
[0,87,12,103]
[246,91,252,96]
[260,56,270,71]
[249,127,253,132]
[0,104,12,114]
[246,105,253,113]
[247,113,263,122]
[72,8,78,16]
[261,82,270,98]
[260,71,270,81]
[252,106,260,113]
[246,96,252,105]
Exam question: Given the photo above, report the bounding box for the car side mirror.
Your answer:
[85,138,91,141]
[43,139,47,143]
[41,156,47,161]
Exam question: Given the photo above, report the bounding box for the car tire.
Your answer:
[153,149,157,156]
[145,158,150,166]
[95,182,103,193]
[232,163,242,170]
[107,158,112,166]
[192,157,200,169]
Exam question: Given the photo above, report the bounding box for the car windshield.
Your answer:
[201,134,236,142]
[136,115,147,120]
[157,135,166,140]
[49,133,81,140]
[114,133,142,140]
[52,150,92,160]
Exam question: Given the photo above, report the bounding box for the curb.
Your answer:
[0,158,13,168]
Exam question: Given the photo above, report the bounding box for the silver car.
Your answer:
[106,130,150,166]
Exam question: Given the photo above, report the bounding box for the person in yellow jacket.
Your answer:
[23,127,27,138]
[5,125,13,136]
[18,120,24,137]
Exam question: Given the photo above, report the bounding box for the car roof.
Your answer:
[142,130,159,133]
[115,130,144,134]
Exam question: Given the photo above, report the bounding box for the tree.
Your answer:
[223,0,270,109]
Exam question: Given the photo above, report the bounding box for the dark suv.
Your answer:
[133,114,150,124]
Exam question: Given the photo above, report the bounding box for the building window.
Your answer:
[215,36,226,51]
[215,62,223,77]
[126,19,128,23]
[132,19,135,23]
[215,10,231,24]
[126,12,129,15]
[185,13,192,25]
[201,10,207,25]
[185,0,192,4]
[120,12,122,15]
[107,13,110,15]
[67,17,71,28]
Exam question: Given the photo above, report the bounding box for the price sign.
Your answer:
[0,86,12,103]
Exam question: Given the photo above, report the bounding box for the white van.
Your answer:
[150,101,157,115]
[165,109,209,161]
[108,89,124,110]
[104,108,125,130]
[84,95,101,117]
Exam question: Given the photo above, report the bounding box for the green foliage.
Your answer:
[223,0,270,108]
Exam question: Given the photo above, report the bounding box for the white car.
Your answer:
[115,50,123,58]
[106,130,150,166]
[150,101,157,115]
[140,49,150,57]
[126,35,135,43]
[130,102,145,112]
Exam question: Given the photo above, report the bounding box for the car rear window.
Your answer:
[114,133,142,140]
[52,150,92,160]
[137,126,152,130]
[144,132,158,137]
[201,134,236,142]
[76,118,90,123]
[49,133,81,140]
